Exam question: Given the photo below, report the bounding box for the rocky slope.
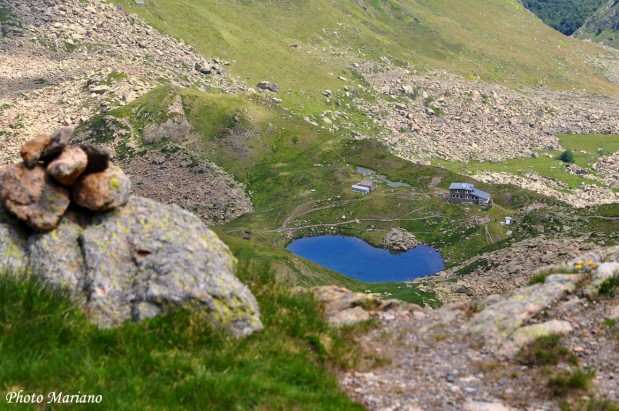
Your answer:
[417,237,601,304]
[575,0,619,49]
[314,247,619,410]
[0,0,252,224]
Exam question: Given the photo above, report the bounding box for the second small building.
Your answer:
[351,179,376,194]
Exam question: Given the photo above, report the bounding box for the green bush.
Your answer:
[559,149,575,163]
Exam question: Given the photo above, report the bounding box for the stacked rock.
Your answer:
[0,127,131,231]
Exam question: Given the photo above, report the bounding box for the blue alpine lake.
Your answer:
[286,235,445,282]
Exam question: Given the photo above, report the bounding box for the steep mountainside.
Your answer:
[116,0,618,102]
[575,0,619,49]
[521,0,607,35]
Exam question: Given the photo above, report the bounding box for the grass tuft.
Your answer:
[516,334,578,367]
[548,367,595,397]
[598,276,619,298]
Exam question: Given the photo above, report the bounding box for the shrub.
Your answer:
[559,149,575,163]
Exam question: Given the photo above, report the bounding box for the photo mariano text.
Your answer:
[5,390,103,405]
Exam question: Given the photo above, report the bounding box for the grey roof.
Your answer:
[358,179,375,187]
[472,188,491,201]
[449,182,475,190]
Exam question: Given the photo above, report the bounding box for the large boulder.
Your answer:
[28,213,87,295]
[256,81,279,92]
[0,203,29,272]
[2,196,263,337]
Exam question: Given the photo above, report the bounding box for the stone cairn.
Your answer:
[0,127,131,231]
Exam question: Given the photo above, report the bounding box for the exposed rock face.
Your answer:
[382,227,420,251]
[574,0,619,48]
[141,116,192,145]
[1,197,263,337]
[80,197,262,336]
[311,285,383,326]
[0,163,70,230]
[72,165,132,211]
[47,147,88,185]
[468,273,583,353]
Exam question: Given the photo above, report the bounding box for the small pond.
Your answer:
[356,166,411,188]
[287,235,444,282]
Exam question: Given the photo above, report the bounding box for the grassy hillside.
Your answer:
[521,0,607,35]
[114,0,617,120]
[0,266,366,410]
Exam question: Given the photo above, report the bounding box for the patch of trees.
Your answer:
[522,0,607,35]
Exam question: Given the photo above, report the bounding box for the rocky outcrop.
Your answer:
[0,134,262,337]
[1,196,263,337]
[311,285,414,326]
[337,247,619,410]
[382,227,420,251]
[574,0,619,49]
[0,204,29,271]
